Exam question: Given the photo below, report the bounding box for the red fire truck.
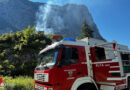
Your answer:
[34,38,130,90]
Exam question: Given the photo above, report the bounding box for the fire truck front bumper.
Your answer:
[34,83,59,90]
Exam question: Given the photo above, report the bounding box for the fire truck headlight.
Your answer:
[35,84,47,90]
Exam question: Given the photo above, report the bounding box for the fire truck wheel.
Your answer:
[77,83,97,90]
[128,77,130,90]
[82,88,91,90]
[128,86,130,90]
[78,86,95,90]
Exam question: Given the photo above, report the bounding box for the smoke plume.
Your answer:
[35,0,88,34]
[36,1,53,34]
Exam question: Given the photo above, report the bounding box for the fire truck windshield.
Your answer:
[36,48,59,70]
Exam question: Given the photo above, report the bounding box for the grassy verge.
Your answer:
[1,76,34,90]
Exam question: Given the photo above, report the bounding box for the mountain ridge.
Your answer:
[0,0,104,40]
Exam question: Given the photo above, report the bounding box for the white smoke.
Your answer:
[35,0,88,34]
[36,1,53,34]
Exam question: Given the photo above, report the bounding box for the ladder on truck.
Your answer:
[83,38,130,73]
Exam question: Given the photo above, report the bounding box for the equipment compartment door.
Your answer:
[90,47,120,82]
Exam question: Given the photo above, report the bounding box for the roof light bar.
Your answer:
[63,38,76,42]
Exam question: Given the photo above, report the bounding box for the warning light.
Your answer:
[63,38,76,42]
[52,35,62,41]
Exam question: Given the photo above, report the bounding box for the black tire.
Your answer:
[78,87,91,90]
[127,86,130,90]
[128,77,130,90]
[82,88,91,90]
[77,84,96,90]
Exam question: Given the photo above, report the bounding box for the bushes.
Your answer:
[0,26,52,76]
[2,76,34,90]
[0,60,15,76]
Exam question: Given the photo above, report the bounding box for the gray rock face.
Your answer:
[0,0,104,40]
[0,0,41,33]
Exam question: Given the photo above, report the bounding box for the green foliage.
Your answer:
[0,60,15,76]
[0,25,52,76]
[77,19,93,40]
[0,51,6,58]
[14,54,19,59]
[2,76,34,90]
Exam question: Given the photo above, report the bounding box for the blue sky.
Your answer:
[30,0,130,47]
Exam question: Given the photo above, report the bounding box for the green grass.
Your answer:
[1,76,34,90]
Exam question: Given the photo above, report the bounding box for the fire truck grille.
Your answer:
[37,74,45,81]
[35,73,49,82]
[35,84,47,90]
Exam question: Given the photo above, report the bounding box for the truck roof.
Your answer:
[40,38,129,54]
[82,37,129,51]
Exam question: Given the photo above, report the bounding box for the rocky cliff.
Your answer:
[0,0,103,40]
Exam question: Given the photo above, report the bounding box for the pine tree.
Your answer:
[77,19,93,39]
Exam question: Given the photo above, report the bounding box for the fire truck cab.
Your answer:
[34,38,130,90]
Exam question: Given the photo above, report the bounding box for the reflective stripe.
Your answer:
[93,61,118,64]
[110,66,120,68]
[107,77,125,81]
[109,71,121,73]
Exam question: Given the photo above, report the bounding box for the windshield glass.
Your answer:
[37,48,59,67]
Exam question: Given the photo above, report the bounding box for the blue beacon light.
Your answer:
[63,38,76,42]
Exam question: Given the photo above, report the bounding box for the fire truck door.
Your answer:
[57,46,83,90]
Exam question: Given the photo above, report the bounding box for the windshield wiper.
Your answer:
[41,63,50,69]
[44,64,49,70]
